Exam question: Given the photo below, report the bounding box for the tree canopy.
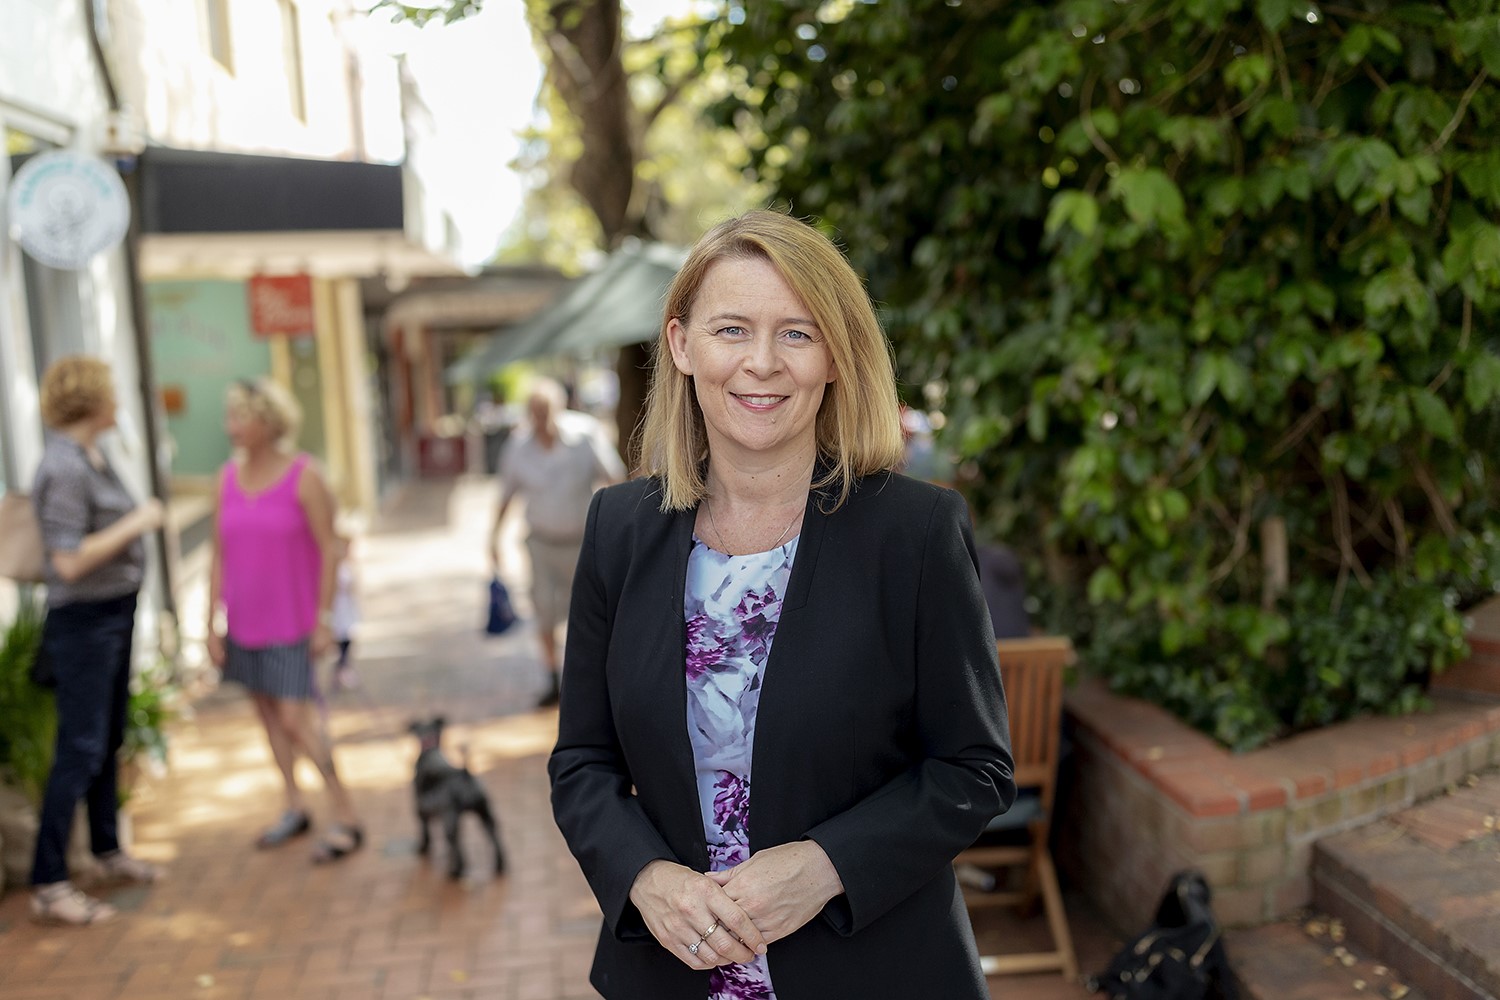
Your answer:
[373,0,766,460]
[714,0,1500,748]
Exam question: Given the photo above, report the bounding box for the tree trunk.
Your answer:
[615,341,651,472]
[542,0,639,249]
[538,0,656,458]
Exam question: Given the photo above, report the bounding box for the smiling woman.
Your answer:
[640,211,904,515]
[664,255,837,523]
[549,210,1016,1000]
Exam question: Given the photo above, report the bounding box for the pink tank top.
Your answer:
[218,454,322,647]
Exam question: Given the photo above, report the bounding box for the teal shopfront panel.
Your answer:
[147,281,271,476]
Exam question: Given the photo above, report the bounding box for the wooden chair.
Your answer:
[957,635,1079,980]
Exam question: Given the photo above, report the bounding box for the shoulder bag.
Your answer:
[0,493,45,584]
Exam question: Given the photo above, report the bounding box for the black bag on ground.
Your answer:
[1087,869,1238,1000]
[485,575,518,635]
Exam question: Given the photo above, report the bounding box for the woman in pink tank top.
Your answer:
[206,377,363,863]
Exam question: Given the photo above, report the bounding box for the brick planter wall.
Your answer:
[1060,676,1500,932]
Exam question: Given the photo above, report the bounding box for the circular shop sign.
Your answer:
[7,151,130,270]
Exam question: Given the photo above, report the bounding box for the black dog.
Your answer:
[409,716,506,879]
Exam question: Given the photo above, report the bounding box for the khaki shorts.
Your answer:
[525,535,582,632]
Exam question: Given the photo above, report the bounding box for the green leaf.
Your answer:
[1090,108,1120,139]
[1411,389,1458,440]
[1187,355,1217,405]
[1283,160,1313,200]
[1396,185,1432,224]
[1339,24,1373,65]
[1161,490,1191,522]
[1026,399,1048,442]
[1465,352,1500,410]
[1204,177,1243,217]
[1088,566,1127,604]
[1216,356,1253,406]
[1161,619,1189,656]
[1255,0,1295,31]
[1364,268,1426,319]
[1224,53,1273,95]
[1111,167,1187,232]
[1304,282,1337,321]
[1248,97,1299,138]
[1044,190,1100,237]
[1328,331,1383,367]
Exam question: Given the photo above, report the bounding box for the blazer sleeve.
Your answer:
[805,488,1016,935]
[547,489,675,942]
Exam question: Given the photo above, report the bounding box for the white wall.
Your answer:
[0,0,122,488]
[0,0,161,633]
[107,0,404,162]
[0,0,112,128]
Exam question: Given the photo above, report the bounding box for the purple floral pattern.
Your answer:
[685,535,798,1000]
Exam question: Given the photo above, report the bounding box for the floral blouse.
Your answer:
[685,535,799,1000]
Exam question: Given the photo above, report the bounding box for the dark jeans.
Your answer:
[30,591,137,886]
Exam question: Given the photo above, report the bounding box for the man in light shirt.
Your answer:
[489,379,625,707]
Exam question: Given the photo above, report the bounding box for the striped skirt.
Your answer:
[223,638,315,700]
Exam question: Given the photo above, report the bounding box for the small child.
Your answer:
[330,532,360,691]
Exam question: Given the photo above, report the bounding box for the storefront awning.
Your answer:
[135,146,463,279]
[445,240,685,384]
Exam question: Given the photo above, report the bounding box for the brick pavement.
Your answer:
[0,475,1114,1000]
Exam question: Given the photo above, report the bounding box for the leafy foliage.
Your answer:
[0,597,177,805]
[713,0,1500,749]
[0,596,54,802]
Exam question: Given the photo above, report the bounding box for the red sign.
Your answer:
[248,274,315,337]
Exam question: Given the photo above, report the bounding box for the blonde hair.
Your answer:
[39,355,115,428]
[225,376,302,451]
[636,210,904,511]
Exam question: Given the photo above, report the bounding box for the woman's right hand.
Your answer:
[628,860,767,970]
[206,632,226,668]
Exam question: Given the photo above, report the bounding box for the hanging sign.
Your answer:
[248,274,315,337]
[7,151,130,270]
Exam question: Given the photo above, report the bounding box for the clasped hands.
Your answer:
[628,841,844,971]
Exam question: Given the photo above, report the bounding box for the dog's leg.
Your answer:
[417,811,431,856]
[473,798,506,876]
[443,809,464,880]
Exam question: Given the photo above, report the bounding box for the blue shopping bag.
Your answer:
[486,575,518,635]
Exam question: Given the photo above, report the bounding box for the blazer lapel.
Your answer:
[748,484,833,852]
[645,502,710,868]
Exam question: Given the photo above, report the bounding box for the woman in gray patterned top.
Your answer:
[28,355,164,926]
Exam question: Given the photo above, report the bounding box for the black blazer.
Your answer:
[548,471,1016,1000]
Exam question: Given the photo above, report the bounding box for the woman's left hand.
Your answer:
[311,623,333,657]
[706,840,845,946]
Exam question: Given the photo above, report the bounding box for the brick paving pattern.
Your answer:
[0,476,1115,999]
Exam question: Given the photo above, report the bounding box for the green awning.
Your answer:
[447,240,686,384]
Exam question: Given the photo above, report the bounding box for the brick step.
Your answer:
[1312,769,1500,1000]
[1228,918,1431,1000]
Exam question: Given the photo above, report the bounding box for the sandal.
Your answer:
[31,883,117,926]
[310,824,363,864]
[95,850,160,885]
[255,810,312,849]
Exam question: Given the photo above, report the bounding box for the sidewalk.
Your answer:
[0,476,601,1000]
[0,475,1115,999]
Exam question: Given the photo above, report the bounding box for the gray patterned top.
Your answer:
[32,431,144,607]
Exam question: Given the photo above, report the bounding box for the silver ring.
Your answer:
[702,921,719,938]
[688,940,701,956]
